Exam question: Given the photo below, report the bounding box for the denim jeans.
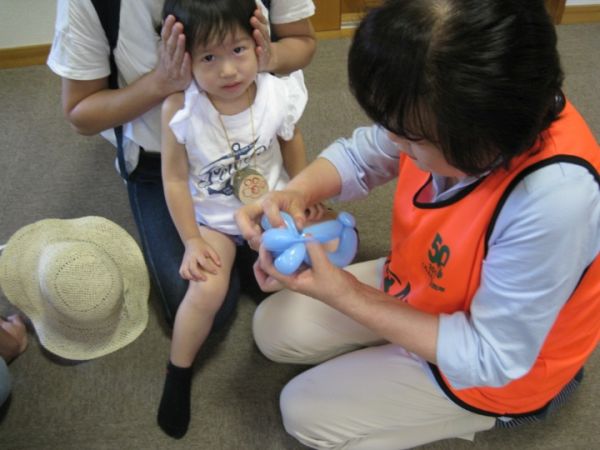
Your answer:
[124,153,257,329]
[0,359,11,408]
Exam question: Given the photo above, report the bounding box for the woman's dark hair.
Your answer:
[348,0,564,175]
[162,0,256,55]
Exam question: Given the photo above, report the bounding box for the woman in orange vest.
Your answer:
[236,0,600,448]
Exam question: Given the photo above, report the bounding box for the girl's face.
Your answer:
[192,26,258,111]
[387,131,466,179]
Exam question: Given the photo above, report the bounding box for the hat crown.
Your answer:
[0,216,149,360]
[38,241,124,325]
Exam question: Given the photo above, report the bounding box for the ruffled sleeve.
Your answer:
[277,70,308,141]
[168,82,202,144]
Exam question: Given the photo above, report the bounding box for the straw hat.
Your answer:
[0,217,149,360]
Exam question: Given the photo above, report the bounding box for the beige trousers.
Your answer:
[253,259,495,450]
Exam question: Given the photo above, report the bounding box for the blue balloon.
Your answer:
[261,211,358,275]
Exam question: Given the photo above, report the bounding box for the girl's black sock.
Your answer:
[157,361,192,439]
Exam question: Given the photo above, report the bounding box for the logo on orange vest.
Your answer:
[423,232,449,292]
[383,257,411,300]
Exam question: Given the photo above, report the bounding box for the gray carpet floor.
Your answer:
[0,25,599,450]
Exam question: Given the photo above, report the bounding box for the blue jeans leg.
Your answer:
[0,359,11,408]
[126,177,239,330]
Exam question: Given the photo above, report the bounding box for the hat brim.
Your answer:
[0,217,149,360]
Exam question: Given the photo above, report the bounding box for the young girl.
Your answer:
[158,0,321,439]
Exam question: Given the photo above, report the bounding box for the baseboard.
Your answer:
[0,44,50,69]
[2,5,599,69]
[315,28,356,40]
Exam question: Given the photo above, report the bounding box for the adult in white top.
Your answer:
[46,0,316,327]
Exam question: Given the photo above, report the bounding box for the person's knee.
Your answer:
[252,298,286,361]
[280,380,331,449]
[185,279,228,315]
[253,293,350,364]
[252,296,314,363]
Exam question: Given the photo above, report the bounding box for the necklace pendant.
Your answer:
[233,168,269,204]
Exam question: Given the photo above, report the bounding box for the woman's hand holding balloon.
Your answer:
[261,212,358,275]
[235,190,309,251]
[255,238,356,302]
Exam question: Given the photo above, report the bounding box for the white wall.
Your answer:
[0,0,597,49]
[0,0,57,48]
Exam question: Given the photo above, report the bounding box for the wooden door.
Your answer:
[313,0,567,31]
[361,1,567,21]
[545,0,567,24]
[312,0,341,32]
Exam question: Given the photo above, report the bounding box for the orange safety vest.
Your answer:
[384,101,600,416]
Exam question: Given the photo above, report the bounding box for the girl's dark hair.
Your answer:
[162,0,256,54]
[348,0,564,175]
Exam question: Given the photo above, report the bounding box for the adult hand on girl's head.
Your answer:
[155,15,192,96]
[251,7,274,72]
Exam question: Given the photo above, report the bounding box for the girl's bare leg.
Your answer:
[158,227,236,439]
